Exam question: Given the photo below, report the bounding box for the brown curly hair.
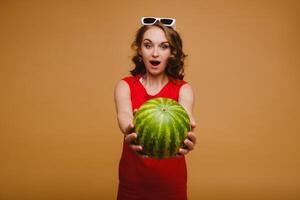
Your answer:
[130,22,187,80]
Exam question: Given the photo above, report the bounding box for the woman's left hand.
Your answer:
[178,122,197,156]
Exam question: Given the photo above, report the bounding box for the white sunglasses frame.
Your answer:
[141,17,176,27]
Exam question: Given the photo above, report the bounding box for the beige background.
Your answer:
[1,0,299,199]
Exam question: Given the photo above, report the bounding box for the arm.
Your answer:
[114,80,143,152]
[178,83,197,155]
[114,80,133,135]
[178,83,195,124]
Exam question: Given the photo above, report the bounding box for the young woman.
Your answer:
[114,17,197,200]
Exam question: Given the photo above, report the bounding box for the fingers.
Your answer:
[190,121,196,131]
[130,144,143,152]
[124,132,143,152]
[125,123,135,135]
[184,136,195,151]
[177,137,194,156]
[187,131,197,145]
[177,147,189,156]
[124,132,137,143]
[177,131,197,157]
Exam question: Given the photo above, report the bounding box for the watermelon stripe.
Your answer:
[169,119,177,156]
[141,118,157,156]
[168,111,189,144]
[156,98,165,105]
[165,115,174,157]
[157,116,166,158]
[172,107,190,119]
[137,113,156,143]
[171,109,190,127]
[135,110,157,132]
[135,107,157,119]
[152,114,164,157]
[163,114,173,158]
[171,114,187,151]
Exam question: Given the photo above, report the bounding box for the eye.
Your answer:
[161,44,170,50]
[143,43,152,49]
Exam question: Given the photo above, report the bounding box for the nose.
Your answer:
[152,46,159,57]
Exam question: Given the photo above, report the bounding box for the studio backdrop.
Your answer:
[0,1,299,200]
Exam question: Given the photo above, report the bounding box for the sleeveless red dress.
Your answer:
[117,74,188,200]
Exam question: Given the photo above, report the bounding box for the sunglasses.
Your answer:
[141,17,176,27]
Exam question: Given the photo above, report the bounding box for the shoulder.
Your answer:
[115,74,141,93]
[122,75,134,82]
[179,83,194,98]
[115,79,129,95]
[178,83,195,121]
[121,75,141,86]
[115,76,133,92]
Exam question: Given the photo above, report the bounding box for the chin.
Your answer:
[146,67,166,75]
[147,68,164,75]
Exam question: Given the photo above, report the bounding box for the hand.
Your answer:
[124,122,143,153]
[177,122,197,156]
[124,108,147,156]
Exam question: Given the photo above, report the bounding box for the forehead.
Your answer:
[142,26,168,43]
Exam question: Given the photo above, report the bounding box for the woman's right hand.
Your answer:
[124,122,144,154]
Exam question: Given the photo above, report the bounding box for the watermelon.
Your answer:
[133,97,191,159]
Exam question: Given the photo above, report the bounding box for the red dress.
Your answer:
[117,74,188,200]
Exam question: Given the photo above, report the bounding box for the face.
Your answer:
[140,26,171,76]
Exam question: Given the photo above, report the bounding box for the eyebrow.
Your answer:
[143,39,169,44]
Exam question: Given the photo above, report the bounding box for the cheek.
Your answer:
[162,53,171,62]
[163,50,171,57]
[141,49,151,58]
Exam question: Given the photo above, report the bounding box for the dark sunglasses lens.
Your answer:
[143,18,156,24]
[160,19,173,25]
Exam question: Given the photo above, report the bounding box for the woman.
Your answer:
[114,17,197,200]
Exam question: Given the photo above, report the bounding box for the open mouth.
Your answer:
[150,60,161,66]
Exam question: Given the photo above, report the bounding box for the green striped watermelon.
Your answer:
[133,97,191,159]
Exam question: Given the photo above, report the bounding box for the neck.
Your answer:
[141,73,168,87]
